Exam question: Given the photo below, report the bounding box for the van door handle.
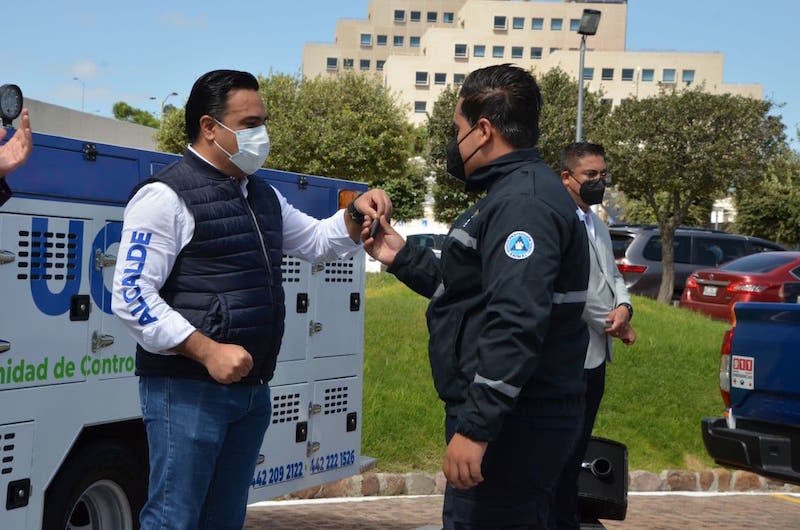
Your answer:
[0,340,10,354]
[91,332,115,353]
[0,251,15,265]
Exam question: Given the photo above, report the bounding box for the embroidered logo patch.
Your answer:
[504,231,534,260]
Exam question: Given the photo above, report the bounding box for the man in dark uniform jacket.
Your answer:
[365,64,590,528]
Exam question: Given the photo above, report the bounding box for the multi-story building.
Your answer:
[303,0,761,125]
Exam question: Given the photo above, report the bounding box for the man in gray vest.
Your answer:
[553,141,636,529]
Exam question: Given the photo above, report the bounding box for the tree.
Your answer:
[112,101,159,128]
[427,84,472,224]
[154,107,186,154]
[155,73,422,220]
[734,146,800,247]
[597,87,786,303]
[536,67,610,171]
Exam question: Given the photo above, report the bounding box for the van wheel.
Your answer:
[43,441,145,530]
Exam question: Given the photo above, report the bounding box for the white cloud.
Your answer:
[71,60,101,79]
[160,11,207,28]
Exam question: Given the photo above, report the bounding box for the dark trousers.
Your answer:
[442,409,582,530]
[551,363,606,529]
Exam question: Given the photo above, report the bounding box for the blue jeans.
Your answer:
[139,376,271,530]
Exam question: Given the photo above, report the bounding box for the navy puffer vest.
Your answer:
[135,150,285,384]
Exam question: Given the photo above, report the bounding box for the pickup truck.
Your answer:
[701,299,800,484]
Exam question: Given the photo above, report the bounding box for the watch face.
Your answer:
[0,85,23,121]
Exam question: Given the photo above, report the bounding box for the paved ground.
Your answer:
[245,492,800,529]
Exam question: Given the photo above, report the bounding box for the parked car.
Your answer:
[405,233,447,258]
[610,224,786,300]
[680,251,800,321]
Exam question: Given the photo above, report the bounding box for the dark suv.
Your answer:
[610,225,786,300]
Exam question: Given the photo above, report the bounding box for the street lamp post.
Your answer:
[160,91,178,116]
[73,76,85,112]
[575,9,601,142]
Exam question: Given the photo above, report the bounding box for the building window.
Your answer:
[601,68,614,81]
[394,35,404,47]
[326,57,338,70]
[511,46,523,59]
[600,98,613,107]
[662,68,676,83]
[513,17,525,29]
[427,11,437,23]
[583,67,594,80]
[343,58,354,70]
[410,10,421,22]
[360,33,372,47]
[492,45,504,58]
[530,47,543,60]
[532,17,544,30]
[360,59,370,71]
[410,36,421,48]
[473,44,486,58]
[551,18,563,31]
[376,34,387,46]
[621,68,634,81]
[415,71,429,86]
[394,10,405,22]
[494,16,507,30]
[434,72,447,85]
[570,18,580,31]
[454,43,468,58]
[682,69,695,84]
[549,47,560,54]
[454,73,466,85]
[414,101,427,113]
[641,68,654,82]
[443,12,454,24]
[376,60,385,71]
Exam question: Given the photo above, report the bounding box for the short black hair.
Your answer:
[184,70,260,142]
[560,142,606,172]
[458,63,543,148]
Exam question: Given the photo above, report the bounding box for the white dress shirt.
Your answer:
[111,146,360,355]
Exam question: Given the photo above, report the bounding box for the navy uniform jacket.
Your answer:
[389,148,589,442]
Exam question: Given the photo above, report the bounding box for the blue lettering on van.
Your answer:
[121,231,158,326]
[90,221,122,315]
[30,217,84,316]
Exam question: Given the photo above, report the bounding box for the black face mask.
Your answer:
[578,177,606,205]
[446,125,481,186]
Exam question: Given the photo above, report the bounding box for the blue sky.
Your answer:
[5,1,798,147]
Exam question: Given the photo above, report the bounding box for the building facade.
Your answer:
[303,0,761,125]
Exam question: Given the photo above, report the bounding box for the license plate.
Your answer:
[702,285,717,297]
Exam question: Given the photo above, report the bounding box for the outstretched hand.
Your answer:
[0,109,33,175]
[362,215,406,268]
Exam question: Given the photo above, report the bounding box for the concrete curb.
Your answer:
[285,468,800,500]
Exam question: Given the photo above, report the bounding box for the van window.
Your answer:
[694,237,745,265]
[642,235,691,263]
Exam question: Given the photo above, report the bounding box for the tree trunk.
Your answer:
[657,227,676,304]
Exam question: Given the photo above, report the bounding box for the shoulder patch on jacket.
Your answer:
[504,231,534,260]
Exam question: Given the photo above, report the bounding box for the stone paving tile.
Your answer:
[245,493,800,529]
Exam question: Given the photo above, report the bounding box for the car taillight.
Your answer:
[685,275,697,289]
[719,329,733,408]
[727,282,767,293]
[616,263,647,274]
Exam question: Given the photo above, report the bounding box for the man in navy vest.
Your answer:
[112,70,390,530]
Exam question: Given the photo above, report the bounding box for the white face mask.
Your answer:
[214,119,270,175]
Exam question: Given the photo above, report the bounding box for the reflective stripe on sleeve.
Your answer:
[450,229,477,249]
[474,373,521,399]
[552,290,587,304]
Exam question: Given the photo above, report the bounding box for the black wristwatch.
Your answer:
[617,302,633,321]
[346,192,365,224]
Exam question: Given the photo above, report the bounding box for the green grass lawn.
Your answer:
[361,273,730,473]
